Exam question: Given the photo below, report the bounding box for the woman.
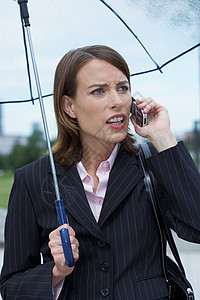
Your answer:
[1,45,200,300]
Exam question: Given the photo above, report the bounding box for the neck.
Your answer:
[81,139,115,175]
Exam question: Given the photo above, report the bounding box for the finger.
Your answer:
[70,235,79,247]
[48,234,62,248]
[50,239,79,261]
[53,242,79,263]
[144,97,153,108]
[131,118,143,135]
[49,233,79,252]
[73,251,79,262]
[58,224,76,237]
[49,225,66,240]
[50,246,64,257]
[49,224,76,241]
[71,240,79,252]
[48,239,63,254]
[138,98,154,112]
[53,253,67,267]
[134,98,144,105]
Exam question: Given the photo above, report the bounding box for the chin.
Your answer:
[107,132,127,144]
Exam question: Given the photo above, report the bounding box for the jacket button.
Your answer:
[100,263,109,272]
[100,288,109,297]
[97,240,105,247]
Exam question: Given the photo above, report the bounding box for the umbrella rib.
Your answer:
[131,43,200,76]
[1,44,199,102]
[0,93,53,105]
[160,43,200,70]
[99,0,162,73]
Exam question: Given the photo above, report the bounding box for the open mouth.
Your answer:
[106,116,124,125]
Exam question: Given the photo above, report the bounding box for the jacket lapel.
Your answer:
[48,148,143,238]
[98,148,143,227]
[50,162,105,241]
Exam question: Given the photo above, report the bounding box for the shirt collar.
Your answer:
[76,143,120,181]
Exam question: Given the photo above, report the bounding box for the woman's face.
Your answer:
[63,59,132,149]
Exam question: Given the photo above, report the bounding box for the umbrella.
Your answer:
[1,0,199,99]
[0,0,199,137]
[0,0,200,265]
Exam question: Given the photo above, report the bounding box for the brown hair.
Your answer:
[52,45,138,167]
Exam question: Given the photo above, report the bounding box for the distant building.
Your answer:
[32,122,41,133]
[0,135,28,155]
[0,105,3,136]
[0,105,28,155]
[0,117,42,156]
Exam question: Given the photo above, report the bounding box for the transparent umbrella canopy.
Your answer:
[102,0,200,74]
[0,0,199,104]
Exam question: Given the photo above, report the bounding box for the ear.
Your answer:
[62,95,77,119]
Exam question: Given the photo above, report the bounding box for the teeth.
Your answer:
[107,117,123,123]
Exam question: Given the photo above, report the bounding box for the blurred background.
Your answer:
[0,0,200,298]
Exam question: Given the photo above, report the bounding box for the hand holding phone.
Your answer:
[130,98,148,127]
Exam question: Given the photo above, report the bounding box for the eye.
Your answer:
[118,85,129,92]
[91,88,104,95]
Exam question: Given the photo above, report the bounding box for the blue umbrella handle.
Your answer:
[55,199,75,267]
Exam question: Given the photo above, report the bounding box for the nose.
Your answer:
[108,91,124,110]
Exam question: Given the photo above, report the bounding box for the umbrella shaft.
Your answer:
[26,27,60,200]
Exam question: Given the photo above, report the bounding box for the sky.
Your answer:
[0,0,200,140]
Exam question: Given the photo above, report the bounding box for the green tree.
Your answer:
[1,130,47,171]
[0,153,9,170]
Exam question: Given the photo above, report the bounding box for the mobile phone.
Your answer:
[130,98,148,127]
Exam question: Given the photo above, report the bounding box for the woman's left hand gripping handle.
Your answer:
[59,226,75,267]
[49,223,79,286]
[55,199,75,267]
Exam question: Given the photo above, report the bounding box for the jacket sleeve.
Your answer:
[147,141,200,243]
[0,169,54,299]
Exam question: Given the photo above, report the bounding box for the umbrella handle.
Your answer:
[55,199,75,267]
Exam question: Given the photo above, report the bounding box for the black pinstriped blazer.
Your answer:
[1,142,200,300]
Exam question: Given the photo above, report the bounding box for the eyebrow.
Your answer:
[88,80,129,89]
[88,83,108,89]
